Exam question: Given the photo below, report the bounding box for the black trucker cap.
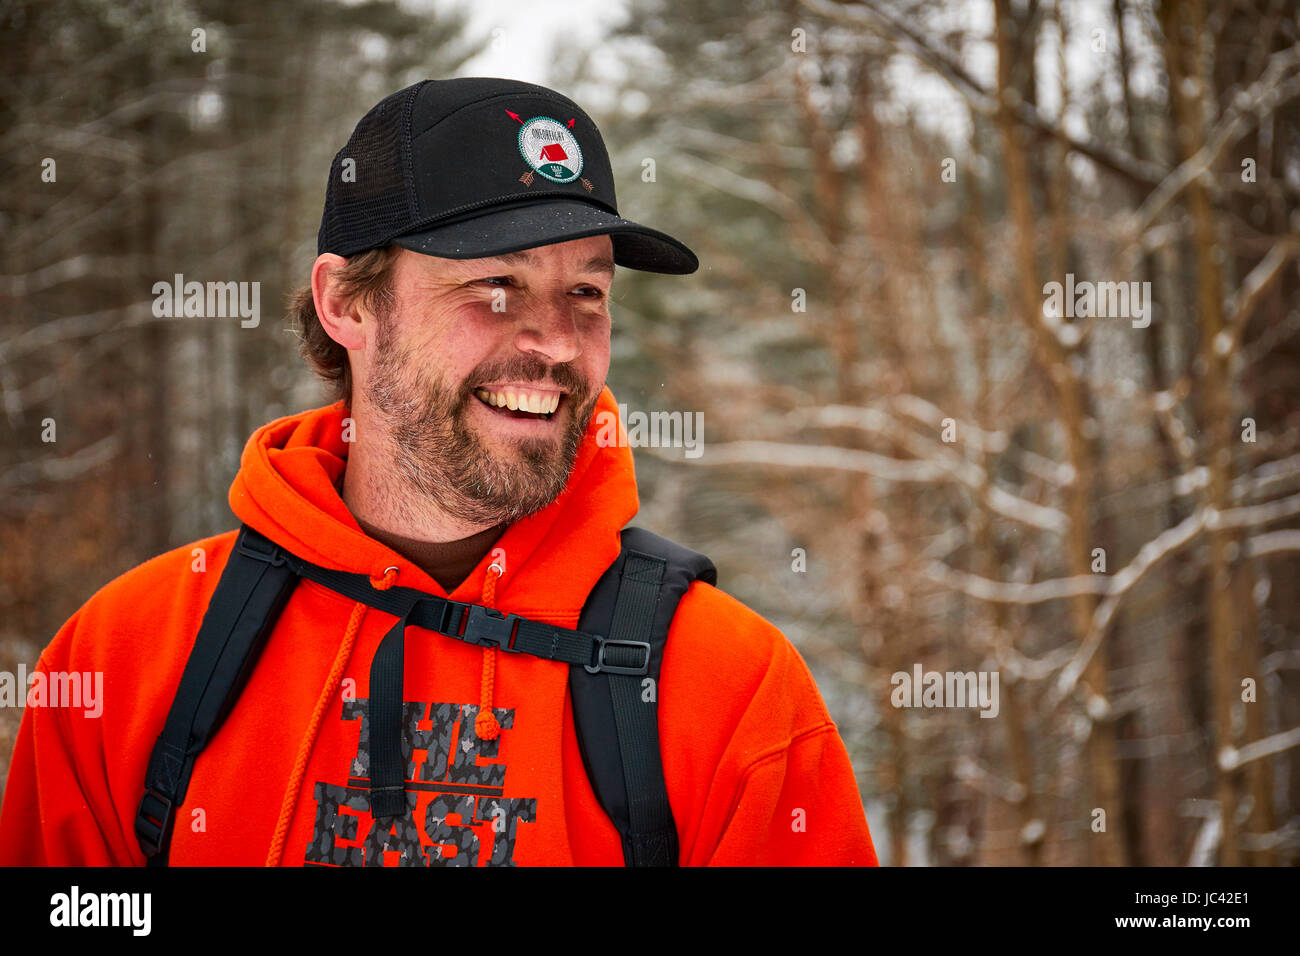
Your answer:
[317,78,698,275]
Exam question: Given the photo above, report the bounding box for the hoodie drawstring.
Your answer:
[264,566,398,867]
[475,562,504,741]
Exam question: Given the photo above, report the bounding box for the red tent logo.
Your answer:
[539,143,568,163]
[510,113,584,185]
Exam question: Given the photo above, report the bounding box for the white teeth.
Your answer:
[474,387,561,415]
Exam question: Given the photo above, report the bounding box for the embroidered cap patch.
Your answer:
[516,115,584,184]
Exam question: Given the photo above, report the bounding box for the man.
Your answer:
[0,78,878,866]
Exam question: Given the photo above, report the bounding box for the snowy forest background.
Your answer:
[2,0,1298,865]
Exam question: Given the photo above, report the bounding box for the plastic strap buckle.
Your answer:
[461,605,519,651]
[585,638,652,676]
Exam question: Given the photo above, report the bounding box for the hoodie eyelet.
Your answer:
[371,566,399,590]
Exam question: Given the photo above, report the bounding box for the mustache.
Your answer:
[463,355,591,398]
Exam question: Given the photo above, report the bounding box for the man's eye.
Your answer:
[474,278,603,298]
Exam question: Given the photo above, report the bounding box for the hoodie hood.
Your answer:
[228,384,638,625]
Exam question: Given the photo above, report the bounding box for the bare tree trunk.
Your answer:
[1113,0,1201,866]
[994,0,1126,865]
[1160,0,1249,866]
[964,122,1043,864]
[789,50,913,863]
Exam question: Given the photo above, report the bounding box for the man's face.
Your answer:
[357,234,614,525]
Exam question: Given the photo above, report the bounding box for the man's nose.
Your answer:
[512,294,582,364]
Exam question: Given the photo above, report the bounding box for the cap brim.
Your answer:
[390,200,698,275]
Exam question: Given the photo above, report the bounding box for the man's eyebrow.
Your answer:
[489,251,616,277]
[580,255,616,277]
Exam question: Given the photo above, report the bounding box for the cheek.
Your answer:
[585,329,611,380]
[578,312,612,372]
[409,302,612,383]
[407,307,505,381]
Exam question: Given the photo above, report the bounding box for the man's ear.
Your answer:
[312,253,371,351]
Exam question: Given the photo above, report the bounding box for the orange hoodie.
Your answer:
[0,387,878,866]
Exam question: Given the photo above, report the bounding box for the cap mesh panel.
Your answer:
[317,82,424,256]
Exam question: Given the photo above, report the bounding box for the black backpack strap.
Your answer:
[137,523,715,867]
[134,525,300,866]
[571,527,717,867]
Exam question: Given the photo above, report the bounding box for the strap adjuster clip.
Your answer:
[585,639,652,676]
[135,787,175,857]
[236,532,286,567]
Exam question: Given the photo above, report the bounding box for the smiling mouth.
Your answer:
[472,387,561,421]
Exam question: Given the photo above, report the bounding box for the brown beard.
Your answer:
[363,303,600,525]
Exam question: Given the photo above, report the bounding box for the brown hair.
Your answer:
[288,245,402,406]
